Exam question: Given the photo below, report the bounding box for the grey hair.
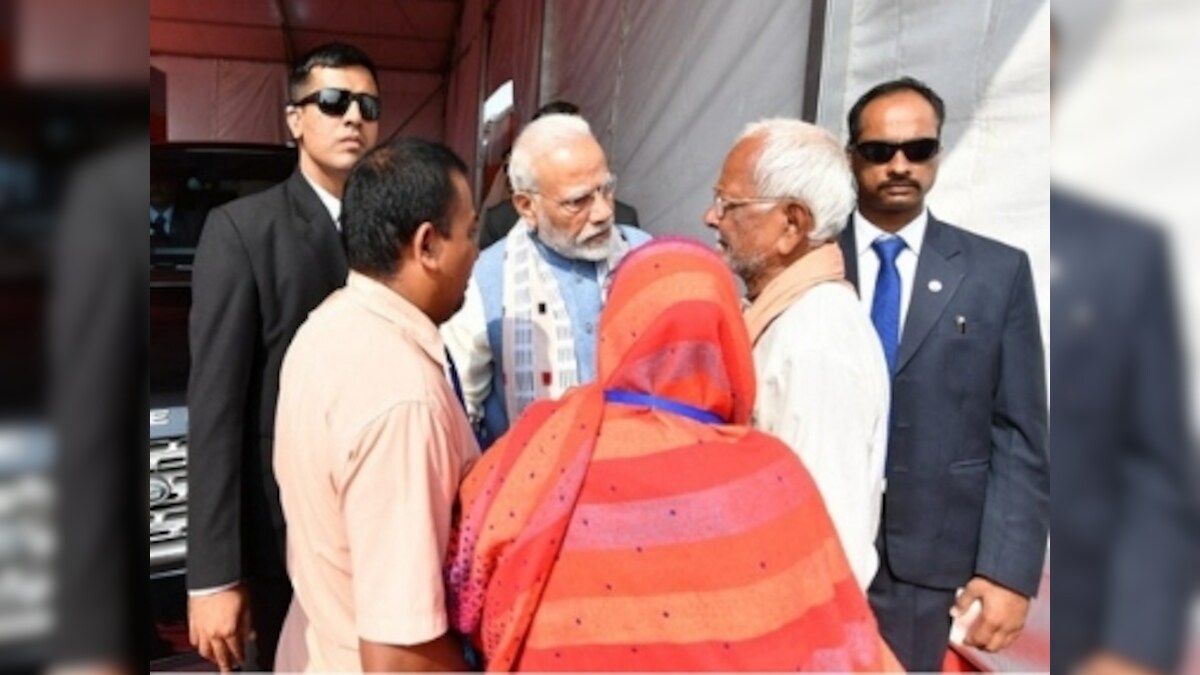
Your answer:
[737,118,856,243]
[508,113,595,193]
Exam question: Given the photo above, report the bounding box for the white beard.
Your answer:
[534,215,615,262]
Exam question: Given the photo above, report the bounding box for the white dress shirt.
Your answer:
[301,171,342,228]
[853,209,928,330]
[751,282,891,590]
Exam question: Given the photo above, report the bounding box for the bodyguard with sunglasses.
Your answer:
[186,42,380,672]
[838,77,1049,672]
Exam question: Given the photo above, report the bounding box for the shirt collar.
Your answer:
[345,271,446,368]
[151,205,174,221]
[300,170,342,226]
[854,208,929,256]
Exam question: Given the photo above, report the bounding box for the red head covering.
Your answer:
[446,238,900,671]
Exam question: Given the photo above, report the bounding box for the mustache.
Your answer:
[575,221,612,243]
[880,179,919,190]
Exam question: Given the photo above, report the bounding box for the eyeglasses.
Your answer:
[711,192,788,219]
[290,88,382,122]
[852,138,939,164]
[529,175,617,215]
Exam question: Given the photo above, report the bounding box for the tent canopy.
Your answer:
[150,0,463,73]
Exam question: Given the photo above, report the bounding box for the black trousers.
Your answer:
[868,535,958,672]
[242,522,292,671]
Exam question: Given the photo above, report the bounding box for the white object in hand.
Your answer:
[949,588,983,646]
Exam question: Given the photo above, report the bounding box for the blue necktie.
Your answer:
[445,348,465,410]
[871,236,907,373]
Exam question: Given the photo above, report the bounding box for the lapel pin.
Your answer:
[928,279,943,293]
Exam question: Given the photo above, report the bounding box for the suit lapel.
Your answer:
[896,216,964,373]
[287,170,348,289]
[838,219,859,291]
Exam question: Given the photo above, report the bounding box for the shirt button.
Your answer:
[585,323,594,334]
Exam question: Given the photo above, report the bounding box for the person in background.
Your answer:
[446,238,900,672]
[150,169,202,247]
[442,113,651,448]
[186,42,380,671]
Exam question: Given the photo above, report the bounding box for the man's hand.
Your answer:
[188,586,252,672]
[951,575,1030,652]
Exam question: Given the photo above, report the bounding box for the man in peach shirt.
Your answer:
[273,138,480,671]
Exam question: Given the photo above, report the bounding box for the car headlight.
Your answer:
[149,476,171,505]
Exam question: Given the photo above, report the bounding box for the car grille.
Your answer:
[0,470,55,644]
[149,438,187,570]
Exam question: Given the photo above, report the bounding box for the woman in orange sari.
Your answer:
[445,238,900,671]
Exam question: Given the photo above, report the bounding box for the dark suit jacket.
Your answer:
[187,169,348,590]
[478,198,640,250]
[1050,189,1196,673]
[839,214,1049,597]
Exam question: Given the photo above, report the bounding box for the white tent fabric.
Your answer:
[541,0,814,238]
[538,0,1048,344]
[819,0,1052,360]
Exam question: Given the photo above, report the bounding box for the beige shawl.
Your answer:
[744,242,848,345]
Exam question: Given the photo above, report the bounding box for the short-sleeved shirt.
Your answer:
[273,271,480,672]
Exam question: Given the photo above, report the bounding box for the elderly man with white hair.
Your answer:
[443,114,651,447]
[705,118,890,590]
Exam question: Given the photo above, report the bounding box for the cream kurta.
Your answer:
[751,282,890,590]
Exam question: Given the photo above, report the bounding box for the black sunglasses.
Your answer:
[853,138,940,164]
[291,88,381,122]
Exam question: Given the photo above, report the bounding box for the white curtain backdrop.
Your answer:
[541,0,813,239]
[818,0,1051,362]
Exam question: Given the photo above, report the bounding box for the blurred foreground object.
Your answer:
[1050,188,1197,674]
[1051,3,1200,672]
[0,0,148,671]
[50,138,146,670]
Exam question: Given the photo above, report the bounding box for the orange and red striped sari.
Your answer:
[445,238,901,671]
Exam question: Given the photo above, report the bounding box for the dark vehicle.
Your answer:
[149,143,295,664]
